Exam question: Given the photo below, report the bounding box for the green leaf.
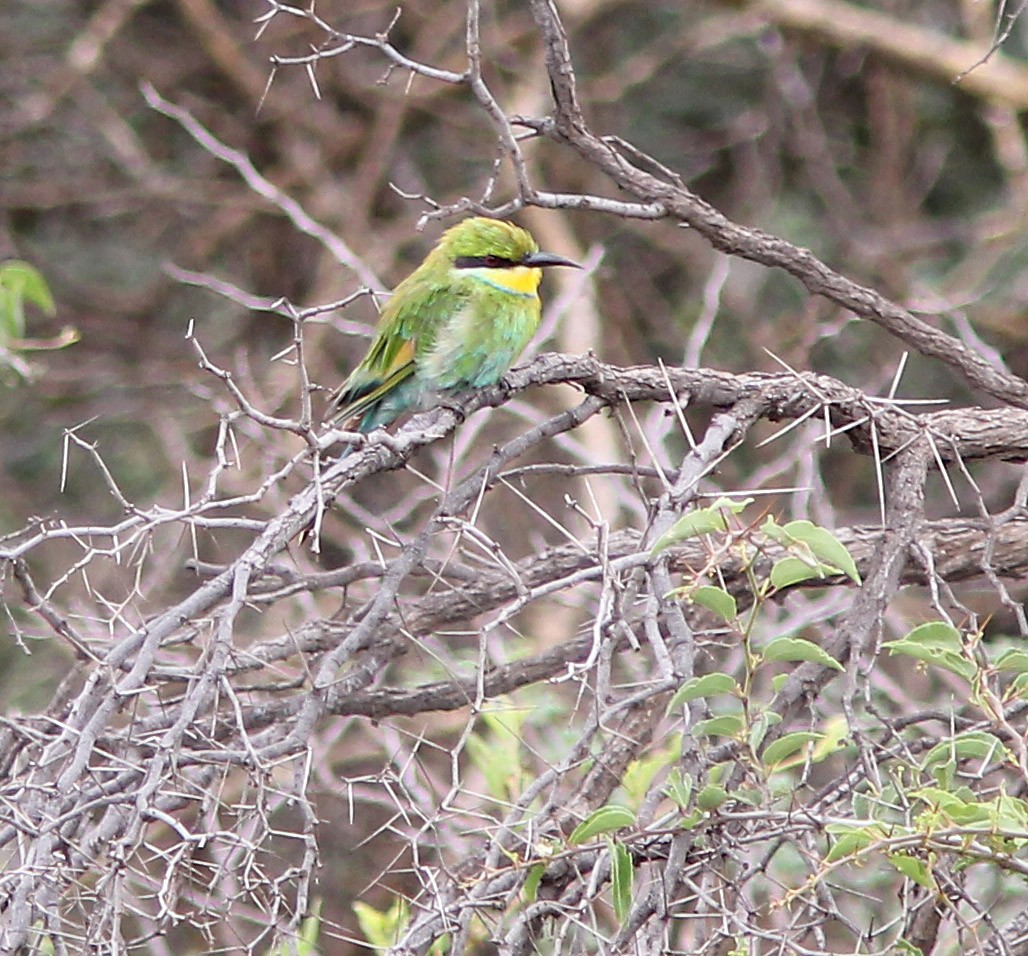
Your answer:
[663,768,693,808]
[762,732,825,768]
[763,518,862,588]
[995,649,1028,674]
[691,714,745,738]
[888,853,936,891]
[851,791,871,821]
[0,261,55,343]
[1009,672,1028,700]
[884,623,975,681]
[650,497,751,554]
[677,808,704,829]
[769,556,825,590]
[353,897,409,954]
[295,900,323,955]
[522,863,545,903]
[930,759,956,789]
[911,787,988,828]
[707,762,730,787]
[608,839,634,924]
[428,935,450,956]
[761,637,843,672]
[894,941,925,956]
[911,785,1028,836]
[695,785,729,811]
[748,712,782,752]
[466,705,527,800]
[768,715,848,770]
[352,902,384,949]
[0,261,55,314]
[994,793,1028,833]
[689,585,738,621]
[924,732,1009,771]
[887,621,963,654]
[824,824,879,863]
[910,649,976,681]
[27,925,55,956]
[779,520,861,584]
[667,673,739,713]
[732,786,762,807]
[569,805,636,845]
[622,737,680,807]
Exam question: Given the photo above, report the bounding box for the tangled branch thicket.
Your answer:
[2,0,1028,953]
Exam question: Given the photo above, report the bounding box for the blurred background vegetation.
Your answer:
[4,0,1026,495]
[2,0,1027,950]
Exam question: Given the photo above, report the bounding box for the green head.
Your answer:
[430,217,579,296]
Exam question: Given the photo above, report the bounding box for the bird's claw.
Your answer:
[436,396,468,423]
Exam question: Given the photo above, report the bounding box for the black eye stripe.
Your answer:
[454,255,517,269]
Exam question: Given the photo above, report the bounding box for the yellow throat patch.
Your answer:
[465,264,542,298]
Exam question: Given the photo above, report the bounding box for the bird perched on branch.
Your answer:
[326,216,579,436]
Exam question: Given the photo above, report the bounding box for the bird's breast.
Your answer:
[420,292,540,391]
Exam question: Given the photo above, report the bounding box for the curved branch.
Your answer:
[525,0,1028,411]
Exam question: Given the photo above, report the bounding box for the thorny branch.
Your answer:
[523,0,1028,411]
[1,349,1027,952]
[1,1,1028,954]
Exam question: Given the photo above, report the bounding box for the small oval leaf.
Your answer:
[781,520,861,584]
[569,805,636,845]
[824,825,878,863]
[650,497,751,554]
[762,732,824,768]
[667,673,739,713]
[924,732,1009,769]
[888,621,963,654]
[1009,672,1028,700]
[691,714,745,738]
[888,853,936,891]
[748,712,782,752]
[770,556,826,590]
[762,637,843,672]
[696,785,729,811]
[689,585,738,621]
[884,623,976,681]
[996,649,1028,674]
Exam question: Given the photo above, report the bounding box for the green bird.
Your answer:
[327,217,580,435]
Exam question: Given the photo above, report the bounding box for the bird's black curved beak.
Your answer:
[522,251,581,269]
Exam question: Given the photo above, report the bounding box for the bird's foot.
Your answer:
[435,394,469,424]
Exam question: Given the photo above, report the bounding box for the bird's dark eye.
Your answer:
[453,254,515,269]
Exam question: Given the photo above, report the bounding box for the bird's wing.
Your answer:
[328,337,416,427]
[328,278,470,428]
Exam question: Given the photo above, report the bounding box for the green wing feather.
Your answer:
[328,270,469,429]
[329,338,416,426]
